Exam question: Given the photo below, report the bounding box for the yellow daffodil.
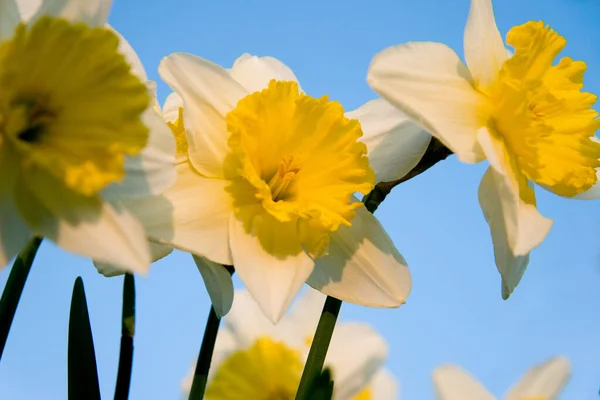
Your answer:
[433,357,570,400]
[367,0,600,298]
[0,0,176,273]
[182,289,398,400]
[123,53,426,321]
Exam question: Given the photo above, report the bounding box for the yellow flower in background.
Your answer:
[181,289,398,400]
[124,53,422,321]
[0,0,176,273]
[433,357,570,400]
[367,0,600,298]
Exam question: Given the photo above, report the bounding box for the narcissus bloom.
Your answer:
[182,289,398,400]
[127,53,428,321]
[368,0,600,298]
[433,357,570,400]
[0,0,175,272]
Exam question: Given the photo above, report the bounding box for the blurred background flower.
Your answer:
[181,289,398,399]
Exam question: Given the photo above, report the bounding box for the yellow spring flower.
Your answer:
[181,289,398,400]
[0,0,176,273]
[433,357,570,400]
[367,0,600,298]
[124,53,428,321]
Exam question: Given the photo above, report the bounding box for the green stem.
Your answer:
[188,306,221,400]
[188,265,234,400]
[294,295,342,400]
[114,274,136,400]
[0,237,43,360]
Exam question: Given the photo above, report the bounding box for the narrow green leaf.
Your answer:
[68,277,101,400]
[115,274,135,400]
[0,237,43,360]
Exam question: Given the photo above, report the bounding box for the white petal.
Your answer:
[477,129,553,299]
[193,255,234,318]
[162,91,184,123]
[368,42,486,163]
[371,369,399,400]
[307,204,411,307]
[103,105,176,200]
[432,365,494,400]
[123,163,234,265]
[94,243,172,277]
[229,53,303,93]
[15,167,151,273]
[464,0,507,88]
[107,25,147,81]
[31,0,111,26]
[504,357,571,400]
[222,290,279,348]
[159,52,247,178]
[15,0,41,21]
[327,323,387,400]
[0,0,20,41]
[286,288,327,343]
[0,196,34,270]
[347,98,432,182]
[229,213,315,323]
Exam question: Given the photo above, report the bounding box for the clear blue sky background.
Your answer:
[1,0,599,398]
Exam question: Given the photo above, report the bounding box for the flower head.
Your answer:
[128,53,413,321]
[0,0,176,273]
[433,357,570,400]
[182,289,398,400]
[367,0,600,298]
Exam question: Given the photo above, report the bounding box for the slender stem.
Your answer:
[0,237,43,360]
[188,265,234,400]
[188,307,221,400]
[294,295,342,400]
[114,274,136,400]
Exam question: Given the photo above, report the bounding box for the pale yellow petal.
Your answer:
[504,357,571,400]
[464,0,507,88]
[432,365,494,400]
[159,52,247,178]
[368,42,486,163]
[347,98,432,182]
[307,204,410,307]
[229,53,303,93]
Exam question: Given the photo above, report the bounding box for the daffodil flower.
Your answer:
[367,0,600,298]
[0,0,176,273]
[433,357,570,400]
[181,289,398,400]
[124,53,429,321]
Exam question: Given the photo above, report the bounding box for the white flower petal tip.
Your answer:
[347,98,433,183]
[158,52,247,178]
[505,356,571,400]
[367,42,485,164]
[0,0,20,41]
[93,243,173,278]
[308,205,411,308]
[30,0,112,26]
[162,91,184,123]
[432,365,494,400]
[193,255,234,318]
[463,0,507,88]
[229,53,302,93]
[229,215,315,323]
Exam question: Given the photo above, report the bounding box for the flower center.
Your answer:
[0,17,149,196]
[205,337,302,400]
[225,80,374,257]
[267,155,301,201]
[484,21,600,197]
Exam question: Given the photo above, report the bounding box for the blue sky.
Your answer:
[1,0,600,398]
